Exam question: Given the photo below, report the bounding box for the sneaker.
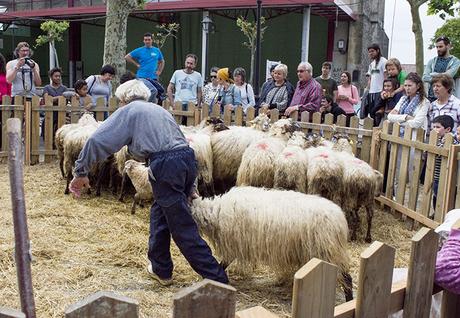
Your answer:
[147,263,173,286]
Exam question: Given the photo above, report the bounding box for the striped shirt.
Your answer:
[428,95,460,131]
[290,78,322,113]
[434,134,459,181]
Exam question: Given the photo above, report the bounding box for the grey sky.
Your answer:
[384,1,447,64]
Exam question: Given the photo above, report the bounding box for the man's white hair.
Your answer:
[298,61,313,74]
[115,79,151,104]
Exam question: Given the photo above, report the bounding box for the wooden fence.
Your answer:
[373,121,460,230]
[0,97,458,226]
[2,227,458,317]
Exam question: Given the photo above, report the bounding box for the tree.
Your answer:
[35,20,69,69]
[103,0,145,86]
[429,18,460,57]
[407,0,428,75]
[428,0,460,19]
[153,23,180,49]
[236,16,267,85]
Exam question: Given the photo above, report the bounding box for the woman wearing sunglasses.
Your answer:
[202,66,220,106]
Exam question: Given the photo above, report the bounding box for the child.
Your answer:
[385,58,407,97]
[432,115,459,210]
[73,79,91,110]
[370,78,404,127]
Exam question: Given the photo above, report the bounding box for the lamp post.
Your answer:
[201,13,213,78]
[9,22,18,52]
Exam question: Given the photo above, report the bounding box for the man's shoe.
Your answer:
[147,263,173,286]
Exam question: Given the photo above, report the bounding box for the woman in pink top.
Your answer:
[337,71,359,117]
[0,53,11,101]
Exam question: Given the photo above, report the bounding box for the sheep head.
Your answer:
[190,197,219,236]
[304,132,324,148]
[248,113,271,132]
[287,131,309,148]
[373,170,384,197]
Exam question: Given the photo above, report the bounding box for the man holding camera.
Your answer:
[6,42,41,97]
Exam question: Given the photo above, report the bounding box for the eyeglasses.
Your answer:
[210,75,217,79]
[297,69,306,73]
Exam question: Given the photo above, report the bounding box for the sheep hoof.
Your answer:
[64,189,69,195]
[365,236,372,243]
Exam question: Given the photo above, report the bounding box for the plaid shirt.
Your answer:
[290,78,322,113]
[428,95,460,132]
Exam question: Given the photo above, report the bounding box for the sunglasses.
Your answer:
[210,75,217,78]
[297,69,306,73]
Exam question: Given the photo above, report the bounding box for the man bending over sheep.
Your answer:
[69,79,228,286]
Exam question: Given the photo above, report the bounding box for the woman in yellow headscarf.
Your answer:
[212,68,242,113]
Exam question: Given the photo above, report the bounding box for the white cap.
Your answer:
[435,209,460,234]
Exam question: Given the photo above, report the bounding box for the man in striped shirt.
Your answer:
[284,62,322,119]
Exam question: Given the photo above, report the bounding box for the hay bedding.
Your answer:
[0,162,414,317]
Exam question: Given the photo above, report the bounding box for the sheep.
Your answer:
[55,113,96,178]
[273,131,309,193]
[336,152,383,242]
[305,146,344,206]
[190,186,353,301]
[322,133,354,154]
[62,118,100,194]
[123,159,154,214]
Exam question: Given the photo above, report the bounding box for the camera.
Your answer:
[24,57,34,67]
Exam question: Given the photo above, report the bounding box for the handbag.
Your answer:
[359,89,370,119]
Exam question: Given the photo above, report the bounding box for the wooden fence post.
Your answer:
[435,134,454,222]
[360,118,374,163]
[369,127,381,169]
[57,96,67,132]
[246,107,255,124]
[355,241,395,318]
[236,306,279,318]
[408,128,426,226]
[173,101,183,124]
[402,228,439,318]
[291,258,337,318]
[0,308,25,318]
[270,109,279,122]
[187,102,196,126]
[43,95,54,163]
[64,291,138,318]
[420,132,439,219]
[172,279,236,318]
[23,98,31,166]
[223,105,232,126]
[30,97,40,165]
[396,127,413,221]
[349,116,359,155]
[235,106,244,126]
[445,144,460,212]
[212,104,220,118]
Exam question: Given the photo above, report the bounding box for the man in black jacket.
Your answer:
[320,95,346,123]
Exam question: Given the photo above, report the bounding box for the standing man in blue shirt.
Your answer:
[125,32,165,80]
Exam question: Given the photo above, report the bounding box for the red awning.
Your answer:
[0,0,356,22]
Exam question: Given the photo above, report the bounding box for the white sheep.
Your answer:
[123,159,154,214]
[55,113,96,178]
[190,186,353,301]
[305,146,344,206]
[336,152,383,242]
[273,131,309,193]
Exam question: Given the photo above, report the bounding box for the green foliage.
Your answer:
[429,18,460,57]
[427,0,460,19]
[35,20,70,48]
[236,16,267,51]
[153,23,180,48]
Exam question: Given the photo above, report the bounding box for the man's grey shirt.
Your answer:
[74,100,187,177]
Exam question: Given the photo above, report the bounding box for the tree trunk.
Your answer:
[408,0,428,75]
[103,0,141,87]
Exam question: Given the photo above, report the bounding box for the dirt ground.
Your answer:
[0,162,416,317]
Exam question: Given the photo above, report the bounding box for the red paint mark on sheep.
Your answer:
[354,159,364,164]
[284,152,294,158]
[186,137,194,143]
[256,143,269,150]
[315,153,329,159]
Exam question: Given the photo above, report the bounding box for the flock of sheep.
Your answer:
[54,112,384,301]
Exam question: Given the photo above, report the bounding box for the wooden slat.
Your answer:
[376,196,440,229]
[378,121,390,175]
[172,279,236,318]
[420,132,439,218]
[292,258,337,318]
[323,113,334,139]
[246,106,255,123]
[349,116,359,155]
[380,132,449,156]
[408,129,425,215]
[312,112,322,134]
[187,102,195,126]
[95,97,106,122]
[70,97,80,123]
[173,101,183,124]
[108,97,118,115]
[369,127,381,169]
[435,134,453,222]
[270,109,279,122]
[201,103,210,120]
[234,106,244,126]
[355,241,395,318]
[385,123,400,202]
[441,291,460,318]
[361,118,374,163]
[445,145,460,212]
[23,100,31,165]
[300,110,309,124]
[402,228,438,318]
[0,307,26,318]
[223,105,232,126]
[57,96,67,132]
[30,97,40,165]
[236,306,279,318]
[396,127,413,220]
[297,122,373,136]
[212,104,220,118]
[194,107,201,126]
[336,114,346,127]
[44,97,54,163]
[1,106,10,152]
[289,110,298,121]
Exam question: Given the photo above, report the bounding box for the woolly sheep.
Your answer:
[305,146,344,206]
[273,131,309,193]
[190,186,353,301]
[337,152,383,242]
[123,159,154,214]
[55,113,97,178]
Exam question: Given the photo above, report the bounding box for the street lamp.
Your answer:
[201,14,214,78]
[9,22,18,52]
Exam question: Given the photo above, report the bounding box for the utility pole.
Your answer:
[254,0,262,96]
